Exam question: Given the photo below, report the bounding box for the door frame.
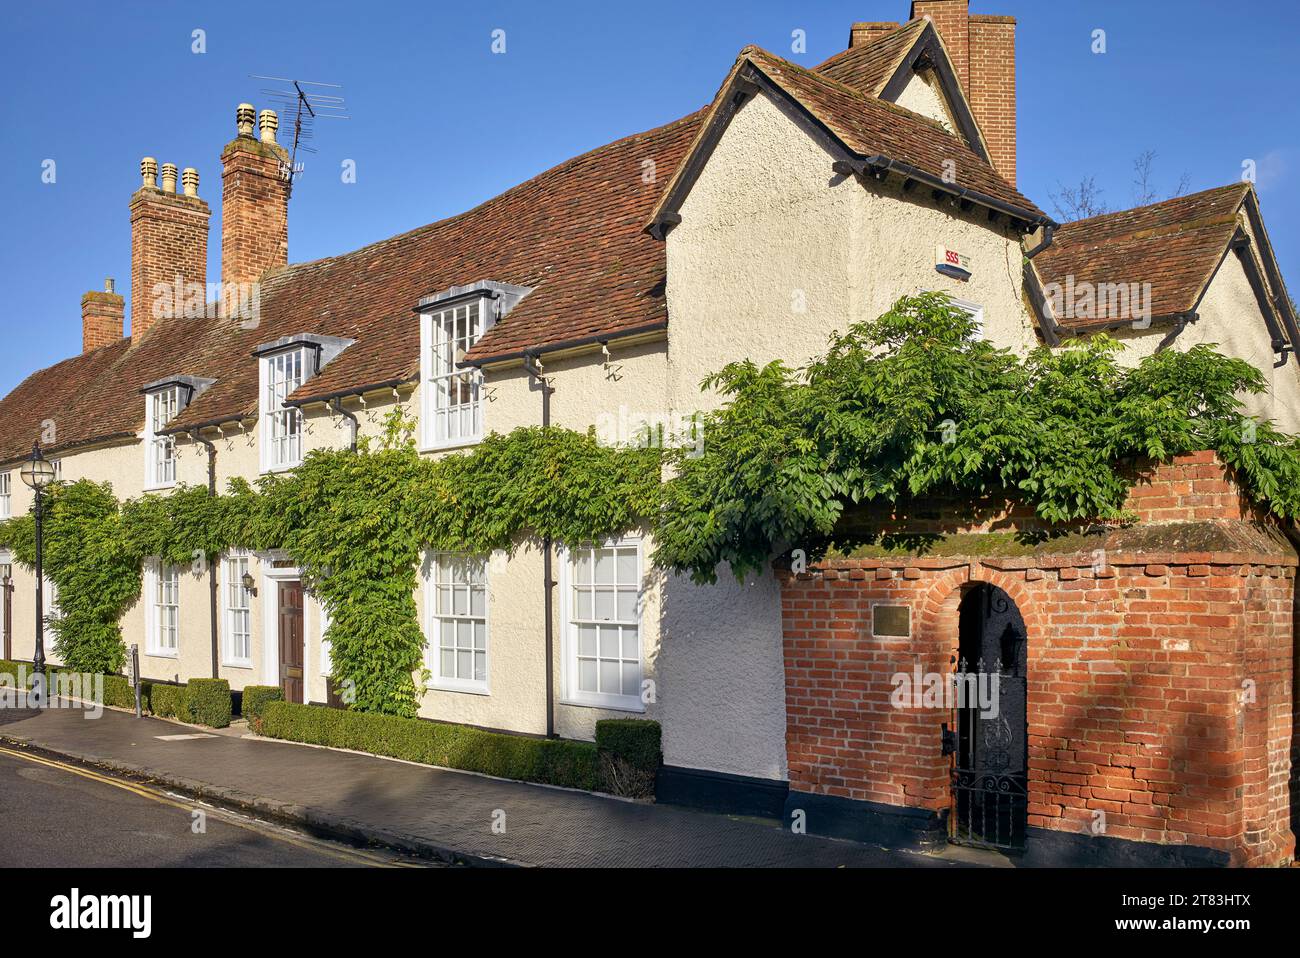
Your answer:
[259,556,312,698]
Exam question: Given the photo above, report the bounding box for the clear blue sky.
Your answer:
[1,0,1295,393]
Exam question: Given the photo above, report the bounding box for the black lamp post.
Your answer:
[20,442,56,688]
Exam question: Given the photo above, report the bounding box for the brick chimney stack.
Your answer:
[910,0,1017,186]
[220,103,290,298]
[81,278,125,353]
[130,157,211,340]
[849,22,900,47]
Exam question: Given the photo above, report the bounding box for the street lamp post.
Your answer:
[20,442,56,695]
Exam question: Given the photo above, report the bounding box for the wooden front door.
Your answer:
[278,581,304,704]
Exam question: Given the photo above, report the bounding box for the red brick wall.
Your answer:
[780,456,1296,866]
[80,290,124,353]
[849,22,900,48]
[911,2,1017,186]
[913,1,969,87]
[129,189,210,340]
[968,15,1016,187]
[220,137,290,293]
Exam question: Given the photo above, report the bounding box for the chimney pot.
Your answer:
[182,167,200,197]
[237,102,256,138]
[141,157,158,189]
[105,277,115,293]
[258,109,279,144]
[160,163,178,194]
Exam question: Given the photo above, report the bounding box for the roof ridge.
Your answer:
[812,18,925,74]
[1061,182,1249,232]
[744,44,951,134]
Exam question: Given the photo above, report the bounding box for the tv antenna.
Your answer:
[249,76,350,196]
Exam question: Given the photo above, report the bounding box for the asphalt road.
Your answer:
[0,747,437,868]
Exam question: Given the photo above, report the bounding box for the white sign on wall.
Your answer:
[935,244,973,281]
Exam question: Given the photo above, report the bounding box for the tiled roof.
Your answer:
[813,19,927,96]
[717,47,1045,219]
[0,313,251,466]
[0,35,1068,465]
[0,111,705,463]
[1032,184,1249,332]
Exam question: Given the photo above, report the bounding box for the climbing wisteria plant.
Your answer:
[652,292,1300,581]
[3,294,1299,697]
[0,409,660,714]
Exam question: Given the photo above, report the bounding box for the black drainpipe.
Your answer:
[191,428,220,679]
[522,351,556,738]
[331,396,359,452]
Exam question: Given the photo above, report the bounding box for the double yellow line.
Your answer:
[0,745,421,868]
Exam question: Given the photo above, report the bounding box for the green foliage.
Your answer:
[240,685,283,731]
[595,718,662,797]
[149,683,184,719]
[3,298,1298,695]
[183,678,232,728]
[0,482,141,673]
[260,700,601,790]
[0,414,656,718]
[654,292,1300,581]
[595,718,662,768]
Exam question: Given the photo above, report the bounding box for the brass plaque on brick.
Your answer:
[872,605,911,638]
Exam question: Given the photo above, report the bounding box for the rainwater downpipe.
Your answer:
[331,396,359,452]
[190,428,220,679]
[523,351,556,738]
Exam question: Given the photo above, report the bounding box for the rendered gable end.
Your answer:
[1110,245,1300,433]
[666,86,1038,409]
[894,68,957,134]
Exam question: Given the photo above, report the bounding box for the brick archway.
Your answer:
[907,566,1044,831]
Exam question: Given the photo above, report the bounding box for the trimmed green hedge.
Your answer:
[149,683,184,719]
[260,701,605,791]
[0,658,149,711]
[596,718,662,769]
[240,685,283,731]
[595,718,661,798]
[183,678,231,728]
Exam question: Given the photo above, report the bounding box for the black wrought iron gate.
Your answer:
[949,584,1028,851]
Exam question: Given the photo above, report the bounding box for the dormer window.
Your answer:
[146,385,180,488]
[252,333,355,474]
[424,299,487,448]
[261,347,309,472]
[415,281,532,452]
[140,375,213,491]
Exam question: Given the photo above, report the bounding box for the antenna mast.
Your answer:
[249,76,349,197]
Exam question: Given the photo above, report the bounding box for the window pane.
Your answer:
[599,660,619,694]
[621,662,640,697]
[595,549,615,583]
[579,658,597,693]
[578,624,597,657]
[616,589,637,622]
[598,626,619,659]
[616,549,637,585]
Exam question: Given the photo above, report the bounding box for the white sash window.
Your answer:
[420,299,488,449]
